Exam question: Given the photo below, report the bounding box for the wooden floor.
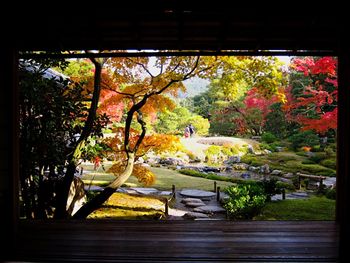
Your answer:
[13,220,338,262]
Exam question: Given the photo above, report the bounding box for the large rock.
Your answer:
[159,157,186,166]
[232,163,249,170]
[183,212,209,219]
[66,177,87,216]
[283,173,295,178]
[224,155,241,164]
[247,144,255,154]
[271,170,282,175]
[260,164,270,174]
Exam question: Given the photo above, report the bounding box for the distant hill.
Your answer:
[179,77,210,98]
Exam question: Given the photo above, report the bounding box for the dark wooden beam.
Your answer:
[337,39,350,263]
[19,50,337,60]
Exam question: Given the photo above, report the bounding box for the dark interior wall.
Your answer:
[0,49,18,261]
[337,44,350,261]
[1,3,349,261]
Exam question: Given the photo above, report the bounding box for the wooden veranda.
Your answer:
[14,220,338,262]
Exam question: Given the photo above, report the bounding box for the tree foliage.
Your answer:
[154,105,209,135]
[284,57,337,134]
[203,56,287,136]
[18,58,108,219]
[73,54,217,218]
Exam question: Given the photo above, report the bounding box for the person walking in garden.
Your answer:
[188,124,195,137]
[184,125,190,138]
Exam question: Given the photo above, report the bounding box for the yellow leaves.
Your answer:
[107,162,155,186]
[122,83,150,96]
[276,90,287,104]
[73,141,85,160]
[132,164,156,186]
[139,134,183,155]
[107,160,126,175]
[142,95,176,115]
[104,127,182,159]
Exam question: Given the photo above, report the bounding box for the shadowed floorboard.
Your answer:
[13,220,338,262]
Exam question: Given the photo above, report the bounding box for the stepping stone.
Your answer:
[181,198,204,204]
[158,191,172,196]
[183,212,209,219]
[123,188,138,194]
[180,189,216,199]
[130,187,158,195]
[271,194,283,201]
[185,202,206,208]
[287,192,309,199]
[116,188,128,193]
[193,205,226,214]
[84,185,103,191]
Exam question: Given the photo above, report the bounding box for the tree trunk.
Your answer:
[54,57,103,219]
[73,153,135,219]
[54,162,77,218]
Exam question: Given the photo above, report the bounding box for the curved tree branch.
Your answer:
[126,57,154,78]
[133,110,147,152]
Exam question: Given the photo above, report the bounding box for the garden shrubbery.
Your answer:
[223,178,285,219]
[224,183,266,219]
[289,130,320,150]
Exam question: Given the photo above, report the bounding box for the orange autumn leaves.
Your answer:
[105,127,183,186]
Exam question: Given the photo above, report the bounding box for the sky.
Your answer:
[276,56,292,65]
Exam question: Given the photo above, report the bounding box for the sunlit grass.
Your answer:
[254,196,335,220]
[81,165,233,191]
[88,192,166,219]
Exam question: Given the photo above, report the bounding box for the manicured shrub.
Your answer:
[289,130,319,150]
[261,132,277,144]
[240,154,257,165]
[259,142,275,152]
[309,152,327,163]
[224,184,266,219]
[258,177,283,201]
[325,188,336,200]
[204,145,222,164]
[321,159,336,169]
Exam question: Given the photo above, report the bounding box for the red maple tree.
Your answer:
[284,56,337,134]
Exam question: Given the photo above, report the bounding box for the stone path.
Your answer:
[84,185,226,220]
[84,185,313,220]
[167,189,227,220]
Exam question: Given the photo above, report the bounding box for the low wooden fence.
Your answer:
[296,172,327,190]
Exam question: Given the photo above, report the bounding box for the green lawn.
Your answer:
[254,196,335,220]
[81,164,233,191]
[241,151,336,177]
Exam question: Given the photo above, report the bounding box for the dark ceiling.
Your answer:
[7,2,345,54]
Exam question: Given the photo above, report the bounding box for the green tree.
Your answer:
[154,105,210,136]
[19,58,108,219]
[205,56,287,136]
[264,103,289,138]
[155,106,191,135]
